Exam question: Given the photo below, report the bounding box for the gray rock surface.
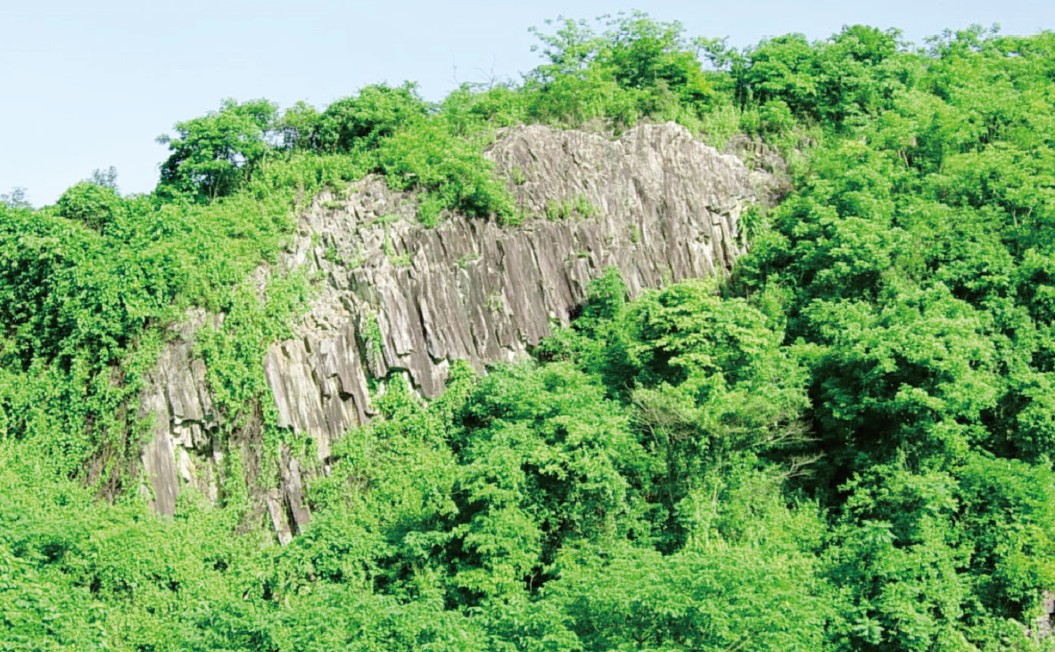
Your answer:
[139,122,775,530]
[138,309,221,516]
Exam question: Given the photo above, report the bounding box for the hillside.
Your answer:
[2,13,1055,651]
[140,121,772,534]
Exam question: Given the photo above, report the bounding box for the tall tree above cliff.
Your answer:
[158,98,279,201]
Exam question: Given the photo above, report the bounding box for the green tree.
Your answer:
[55,181,124,233]
[314,83,428,153]
[158,98,278,200]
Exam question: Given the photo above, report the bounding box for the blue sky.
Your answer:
[2,0,1053,205]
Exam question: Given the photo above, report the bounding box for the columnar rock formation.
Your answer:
[138,123,777,537]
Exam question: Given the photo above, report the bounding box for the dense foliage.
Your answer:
[2,12,1055,651]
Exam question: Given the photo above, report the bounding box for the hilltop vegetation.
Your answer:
[3,12,1055,651]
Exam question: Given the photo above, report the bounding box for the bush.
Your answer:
[376,119,513,220]
[315,83,429,153]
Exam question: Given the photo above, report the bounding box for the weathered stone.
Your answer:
[138,122,776,533]
[1029,591,1055,639]
[138,309,221,515]
[265,488,293,546]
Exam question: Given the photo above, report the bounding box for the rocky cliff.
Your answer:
[138,122,777,537]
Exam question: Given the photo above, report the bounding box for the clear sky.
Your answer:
[2,0,1053,205]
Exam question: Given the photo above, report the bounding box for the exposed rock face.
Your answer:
[138,310,221,516]
[139,122,775,529]
[1030,591,1055,640]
